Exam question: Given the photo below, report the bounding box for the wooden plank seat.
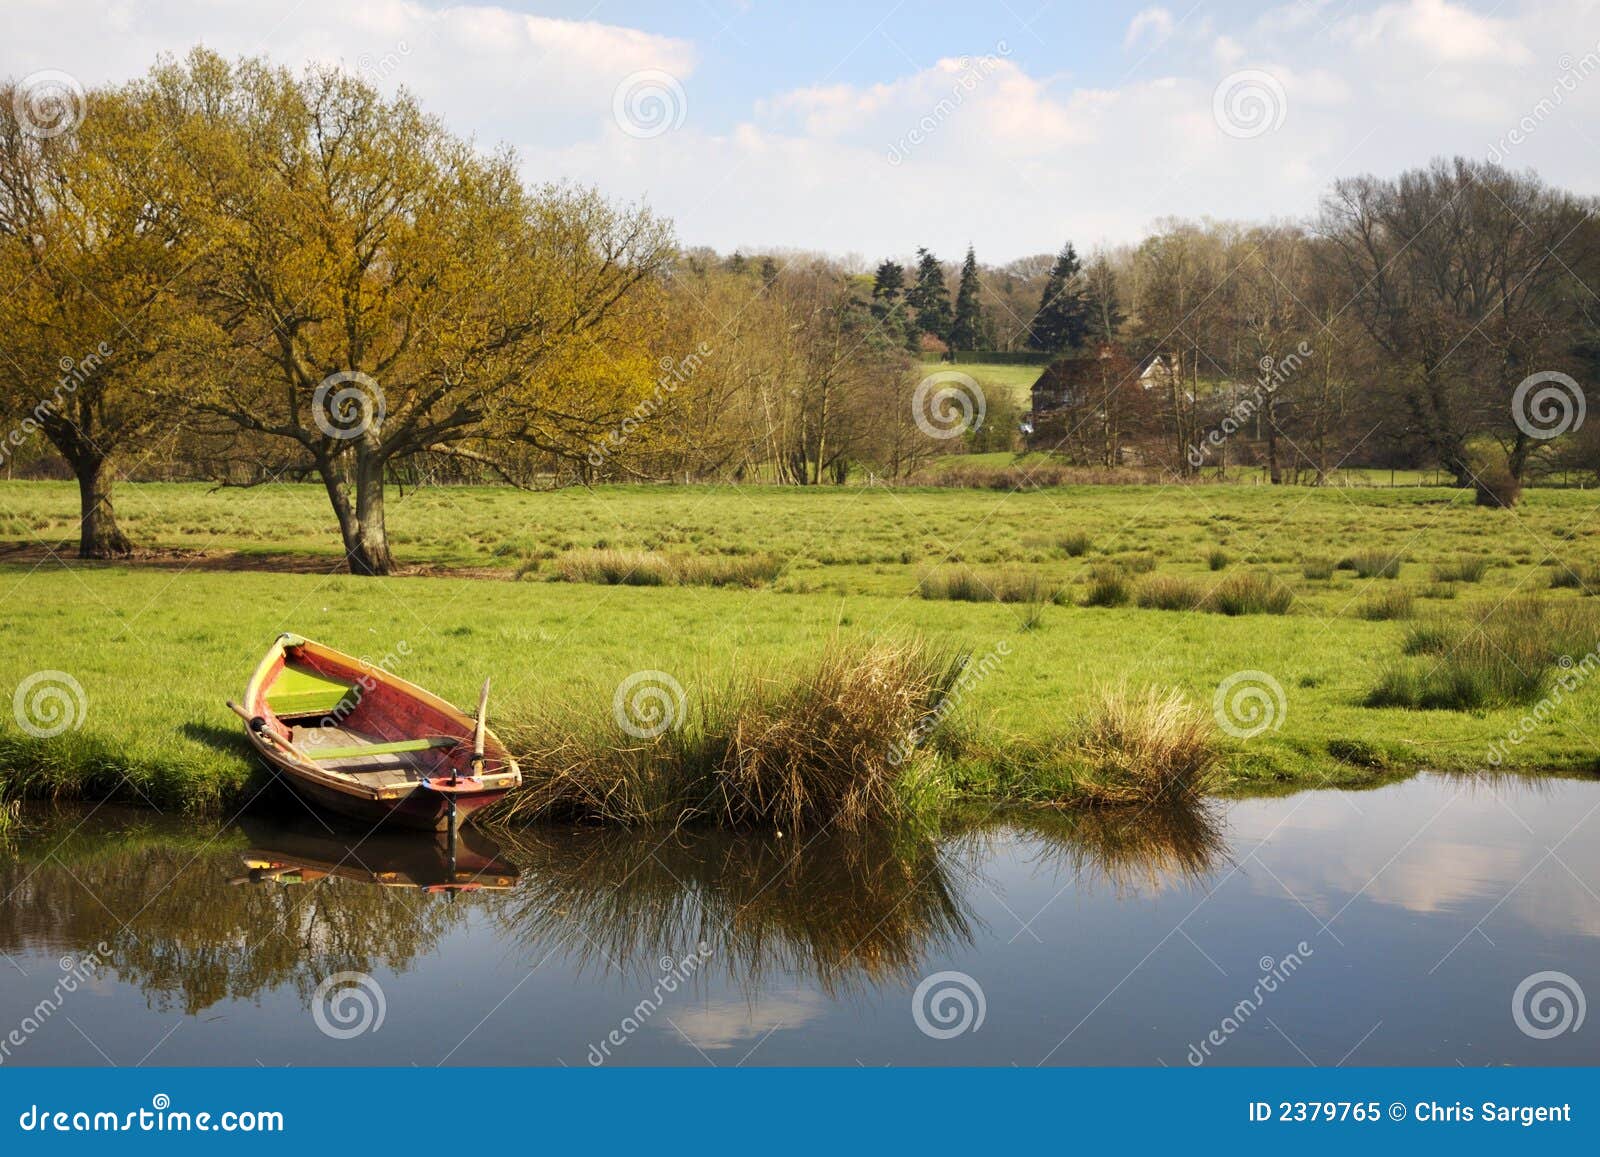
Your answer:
[306,736,460,761]
[267,664,360,719]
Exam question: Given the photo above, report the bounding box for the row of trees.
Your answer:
[4,49,1597,573]
[1,50,674,572]
[1030,159,1600,497]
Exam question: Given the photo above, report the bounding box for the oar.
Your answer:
[465,677,490,784]
[225,700,318,766]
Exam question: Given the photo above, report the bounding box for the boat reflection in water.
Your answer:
[233,817,521,893]
[0,800,1224,1016]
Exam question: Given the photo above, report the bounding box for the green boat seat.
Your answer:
[267,664,360,719]
[306,736,461,761]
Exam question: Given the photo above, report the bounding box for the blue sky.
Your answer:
[4,1,1598,260]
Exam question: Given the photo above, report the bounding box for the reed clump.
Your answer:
[496,637,966,832]
[1206,570,1295,616]
[1081,565,1131,607]
[1338,550,1403,579]
[1432,556,1488,583]
[1137,574,1206,611]
[963,686,1222,809]
[919,567,1064,605]
[1356,588,1414,621]
[552,549,782,588]
[1364,598,1600,710]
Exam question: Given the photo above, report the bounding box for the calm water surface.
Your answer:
[2,773,1597,1066]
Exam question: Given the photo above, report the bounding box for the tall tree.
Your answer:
[871,260,905,304]
[0,79,190,557]
[152,50,672,574]
[1028,242,1087,353]
[1081,253,1125,347]
[905,247,951,342]
[949,245,983,352]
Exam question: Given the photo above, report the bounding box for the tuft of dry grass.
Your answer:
[919,567,1063,605]
[1064,687,1223,806]
[1432,556,1488,583]
[494,637,966,832]
[1137,574,1207,611]
[1339,550,1403,579]
[552,549,781,588]
[1356,588,1414,621]
[1206,570,1295,615]
[1081,565,1131,607]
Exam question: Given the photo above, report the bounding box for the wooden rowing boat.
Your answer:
[229,633,520,832]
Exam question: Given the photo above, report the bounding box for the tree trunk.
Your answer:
[349,446,394,576]
[318,445,394,576]
[75,454,132,560]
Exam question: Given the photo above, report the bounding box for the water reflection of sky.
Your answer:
[0,773,1596,1067]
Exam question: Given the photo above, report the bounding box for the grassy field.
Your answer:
[3,478,1600,822]
[920,359,1043,406]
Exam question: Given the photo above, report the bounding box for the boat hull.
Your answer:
[238,633,521,833]
[277,771,513,832]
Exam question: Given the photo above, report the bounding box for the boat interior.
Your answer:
[265,654,477,790]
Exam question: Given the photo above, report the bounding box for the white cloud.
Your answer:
[1125,7,1177,49]
[2,0,1597,260]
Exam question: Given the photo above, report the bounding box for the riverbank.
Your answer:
[2,560,1597,825]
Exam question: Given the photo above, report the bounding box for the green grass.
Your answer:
[919,360,1041,406]
[5,478,1600,817]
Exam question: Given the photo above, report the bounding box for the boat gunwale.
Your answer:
[241,633,521,804]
